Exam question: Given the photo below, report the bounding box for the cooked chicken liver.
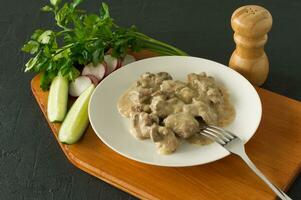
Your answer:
[118,72,235,154]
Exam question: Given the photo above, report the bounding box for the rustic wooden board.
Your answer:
[31,51,301,200]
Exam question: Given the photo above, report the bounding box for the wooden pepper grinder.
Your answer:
[229,5,273,86]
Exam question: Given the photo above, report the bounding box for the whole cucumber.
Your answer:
[58,84,95,144]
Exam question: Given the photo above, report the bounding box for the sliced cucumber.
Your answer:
[47,75,69,122]
[58,84,95,144]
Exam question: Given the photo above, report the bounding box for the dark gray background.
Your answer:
[1,0,300,199]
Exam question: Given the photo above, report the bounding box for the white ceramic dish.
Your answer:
[88,56,262,167]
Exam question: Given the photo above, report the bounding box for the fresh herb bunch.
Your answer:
[21,0,188,90]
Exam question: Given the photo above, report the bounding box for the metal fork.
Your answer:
[200,125,292,200]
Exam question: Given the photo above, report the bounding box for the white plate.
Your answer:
[89,56,262,167]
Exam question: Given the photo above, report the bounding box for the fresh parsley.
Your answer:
[22,0,188,90]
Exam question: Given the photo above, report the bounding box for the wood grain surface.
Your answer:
[31,51,301,200]
[229,5,273,86]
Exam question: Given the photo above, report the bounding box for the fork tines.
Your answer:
[200,125,236,145]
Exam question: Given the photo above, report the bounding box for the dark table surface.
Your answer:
[1,0,300,199]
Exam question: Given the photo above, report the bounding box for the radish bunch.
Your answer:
[69,54,136,97]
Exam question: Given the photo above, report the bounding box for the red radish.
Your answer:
[116,58,122,69]
[84,75,99,86]
[104,55,120,75]
[82,62,107,80]
[121,54,136,67]
[69,76,92,97]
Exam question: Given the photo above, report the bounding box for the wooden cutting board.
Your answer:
[31,51,301,200]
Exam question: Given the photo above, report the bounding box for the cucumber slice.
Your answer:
[47,75,69,122]
[58,84,95,144]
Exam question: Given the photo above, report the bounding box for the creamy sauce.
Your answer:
[187,134,212,145]
[117,85,136,118]
[117,72,236,154]
[216,88,236,127]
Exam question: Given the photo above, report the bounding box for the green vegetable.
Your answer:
[47,75,69,122]
[21,0,187,90]
[58,84,95,144]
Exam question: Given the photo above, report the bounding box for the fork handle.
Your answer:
[233,150,292,200]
